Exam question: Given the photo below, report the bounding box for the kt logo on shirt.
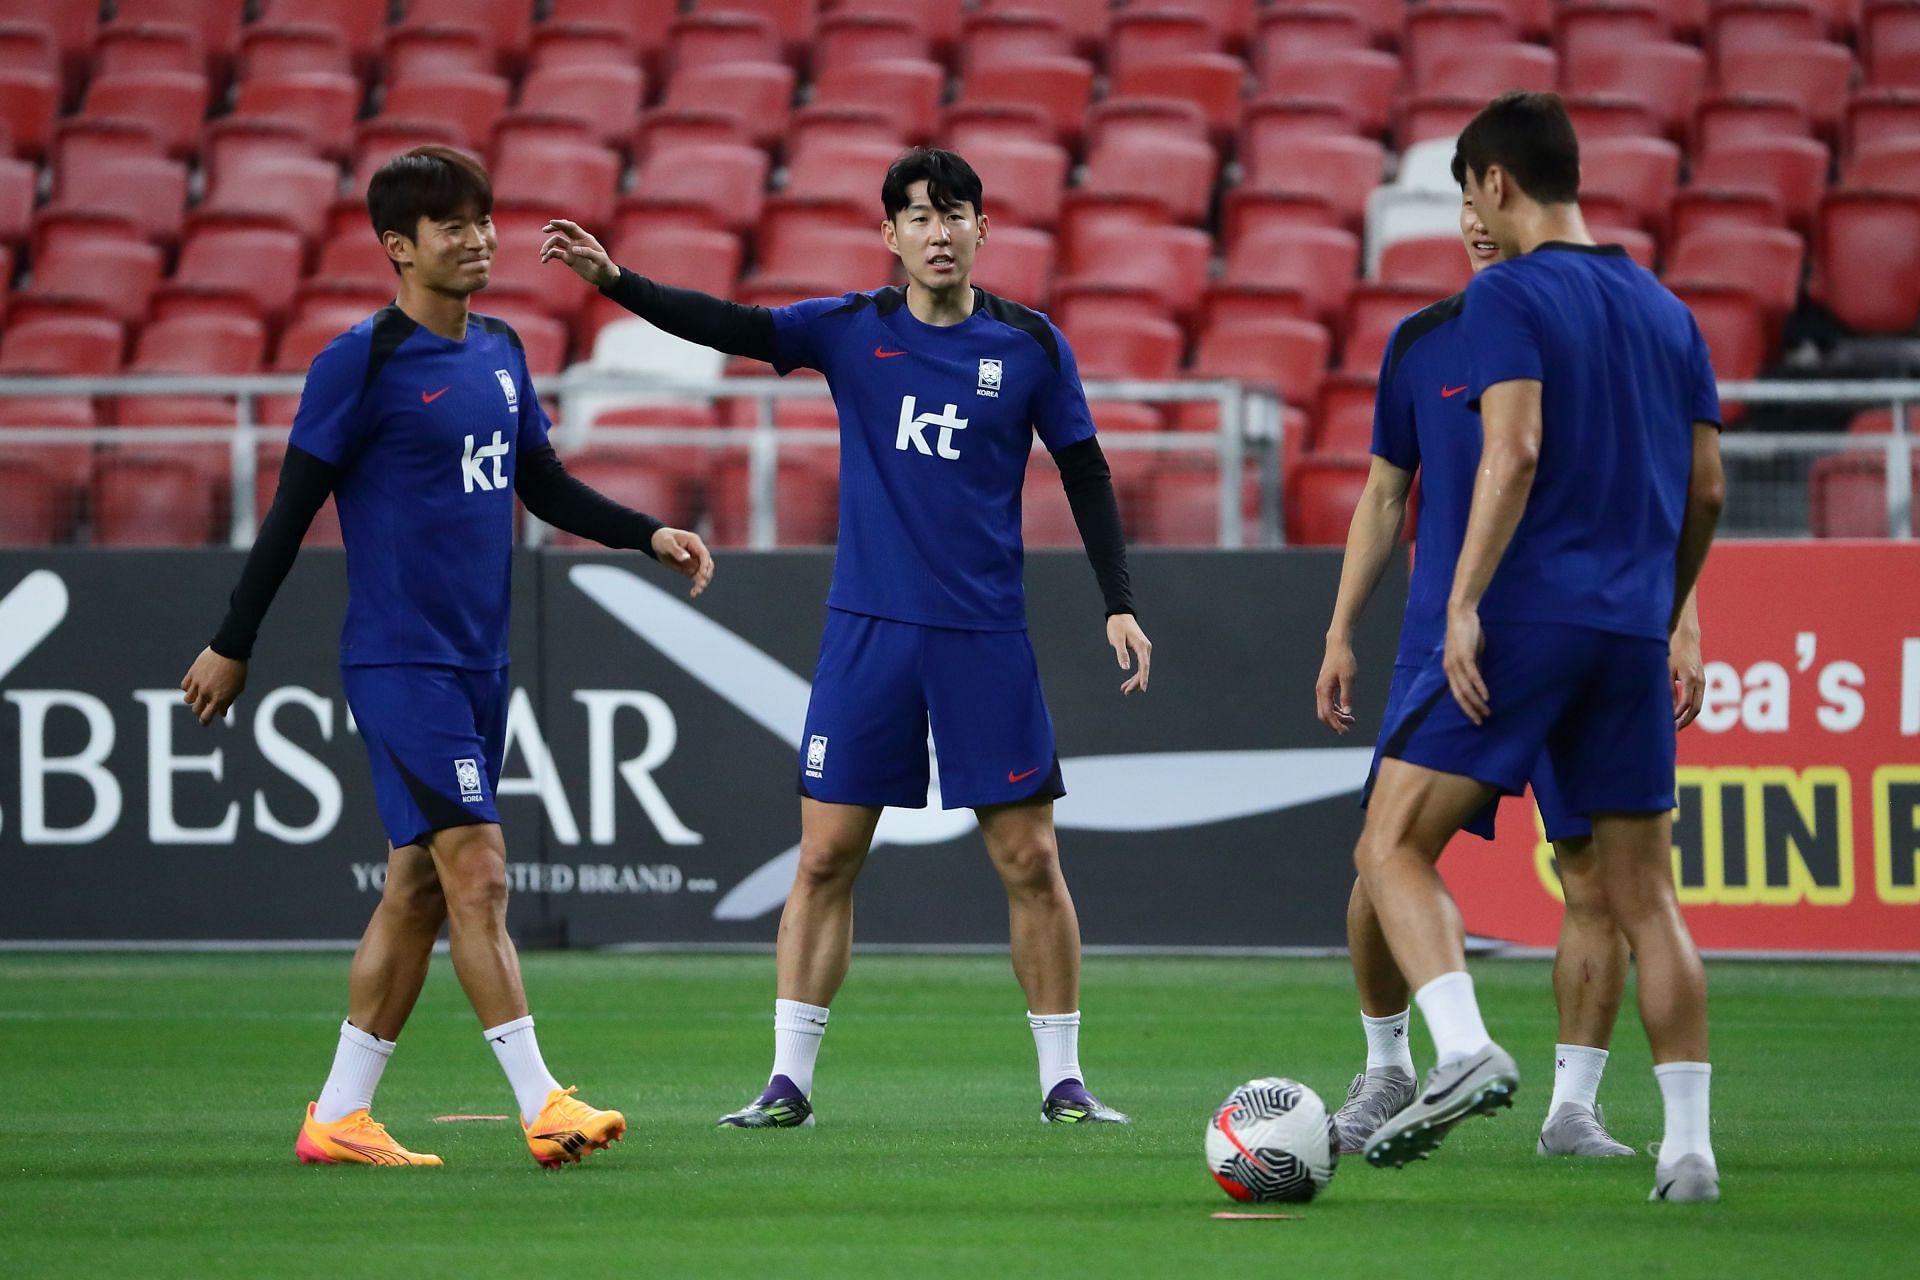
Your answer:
[894,396,969,461]
[462,431,510,493]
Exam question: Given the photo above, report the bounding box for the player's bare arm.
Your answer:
[1443,377,1544,724]
[1318,456,1414,734]
[1671,586,1705,729]
[1671,423,1725,634]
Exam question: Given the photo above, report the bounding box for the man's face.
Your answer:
[883,179,986,292]
[387,207,496,295]
[1459,189,1504,275]
[1463,164,1520,258]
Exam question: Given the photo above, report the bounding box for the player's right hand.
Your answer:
[539,219,618,288]
[651,526,715,598]
[1315,641,1357,734]
[1443,604,1490,725]
[180,647,248,726]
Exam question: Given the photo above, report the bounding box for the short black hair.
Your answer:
[881,147,984,221]
[1450,91,1581,205]
[366,145,493,274]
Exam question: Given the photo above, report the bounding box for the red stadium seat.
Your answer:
[1058,224,1213,320]
[1251,6,1370,90]
[230,72,360,157]
[314,229,393,291]
[708,448,839,548]
[492,111,595,172]
[627,142,769,235]
[1404,2,1518,89]
[1222,194,1343,249]
[44,150,191,245]
[1710,0,1826,58]
[0,23,57,80]
[116,312,266,478]
[754,224,895,291]
[668,12,782,73]
[1238,97,1358,153]
[977,0,1109,56]
[810,59,945,144]
[960,57,1096,148]
[786,103,906,154]
[1197,283,1313,333]
[513,64,644,152]
[1234,134,1385,232]
[255,0,385,65]
[165,223,307,320]
[700,0,821,59]
[1058,193,1176,274]
[1342,283,1446,373]
[549,0,680,61]
[1021,457,1089,549]
[406,0,532,61]
[1864,0,1920,86]
[350,119,462,196]
[1672,282,1768,384]
[253,445,344,545]
[1669,186,1787,241]
[201,118,316,190]
[1050,283,1172,333]
[1222,224,1362,326]
[545,450,701,547]
[1108,8,1226,78]
[478,301,569,377]
[636,106,750,160]
[959,9,1071,74]
[1314,373,1380,456]
[1846,136,1920,195]
[1813,189,1920,332]
[198,154,339,243]
[1594,223,1659,267]
[1256,50,1400,136]
[0,157,31,248]
[1084,97,1210,158]
[1565,42,1709,138]
[834,0,963,60]
[1286,456,1371,546]
[1580,136,1684,235]
[0,315,123,490]
[384,24,496,83]
[1846,86,1920,157]
[482,210,594,317]
[1562,92,1662,142]
[1694,94,1813,157]
[1808,452,1920,536]
[969,227,1056,309]
[237,23,351,81]
[662,60,794,150]
[381,74,511,152]
[814,12,930,73]
[784,136,905,208]
[1110,54,1248,142]
[1379,236,1474,294]
[1062,314,1186,380]
[1135,460,1261,547]
[1081,134,1219,227]
[93,457,220,546]
[1716,44,1857,135]
[113,0,247,71]
[6,1,99,88]
[94,23,204,80]
[943,102,1055,151]
[965,138,1072,229]
[1189,317,1331,409]
[528,21,641,75]
[1667,225,1806,320]
[495,141,622,230]
[1398,96,1484,147]
[80,70,209,159]
[1419,42,1557,98]
[26,238,164,326]
[1692,137,1832,233]
[751,196,865,267]
[0,466,72,545]
[1557,0,1669,71]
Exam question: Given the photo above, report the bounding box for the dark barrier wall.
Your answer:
[0,550,1404,946]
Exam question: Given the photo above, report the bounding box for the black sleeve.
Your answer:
[1051,436,1136,620]
[600,267,779,363]
[208,445,340,660]
[515,443,666,554]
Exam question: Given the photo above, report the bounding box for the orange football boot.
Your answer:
[295,1103,443,1167]
[523,1086,626,1167]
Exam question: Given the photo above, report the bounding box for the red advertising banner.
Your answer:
[1440,541,1920,955]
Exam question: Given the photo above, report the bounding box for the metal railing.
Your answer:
[0,373,1913,546]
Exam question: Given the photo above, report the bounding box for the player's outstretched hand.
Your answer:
[1670,622,1704,730]
[651,526,715,598]
[1316,640,1358,734]
[1107,613,1151,695]
[1443,604,1489,725]
[539,219,618,288]
[180,646,247,726]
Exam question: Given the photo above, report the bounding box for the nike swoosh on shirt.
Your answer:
[1420,1053,1493,1105]
[873,347,908,358]
[1008,767,1042,783]
[1440,385,1467,398]
[422,386,450,403]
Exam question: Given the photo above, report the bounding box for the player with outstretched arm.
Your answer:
[1313,175,1707,1159]
[543,147,1151,1128]
[179,146,713,1168]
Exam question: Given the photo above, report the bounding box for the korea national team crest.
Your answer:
[454,757,484,802]
[977,358,1002,398]
[494,368,518,411]
[805,734,829,779]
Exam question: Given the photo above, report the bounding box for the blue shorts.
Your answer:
[798,609,1064,810]
[1364,662,1593,843]
[341,663,509,849]
[1380,621,1675,819]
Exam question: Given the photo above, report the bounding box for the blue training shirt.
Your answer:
[288,306,550,668]
[1369,292,1478,669]
[770,286,1097,631]
[1458,243,1721,641]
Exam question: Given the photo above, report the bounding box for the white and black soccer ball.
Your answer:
[1205,1077,1338,1203]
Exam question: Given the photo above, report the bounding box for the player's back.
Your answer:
[1460,243,1719,641]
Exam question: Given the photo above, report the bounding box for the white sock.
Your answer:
[1028,1010,1083,1095]
[1413,971,1493,1065]
[1362,1009,1416,1075]
[1653,1061,1715,1168]
[771,998,829,1097]
[484,1015,563,1125]
[1547,1044,1609,1117]
[314,1020,394,1123]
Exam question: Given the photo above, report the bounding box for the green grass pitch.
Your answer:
[2,953,1913,1279]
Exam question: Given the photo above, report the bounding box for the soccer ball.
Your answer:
[1205,1077,1338,1203]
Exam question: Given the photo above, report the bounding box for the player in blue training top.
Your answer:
[1312,181,1707,1159]
[1347,94,1726,1203]
[179,146,714,1169]
[542,147,1153,1128]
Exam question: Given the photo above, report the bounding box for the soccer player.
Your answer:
[541,147,1151,1128]
[1348,94,1725,1203]
[1314,186,1706,1158]
[178,146,714,1167]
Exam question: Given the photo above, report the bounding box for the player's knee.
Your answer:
[794,838,863,893]
[434,827,509,920]
[384,872,446,930]
[993,837,1061,896]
